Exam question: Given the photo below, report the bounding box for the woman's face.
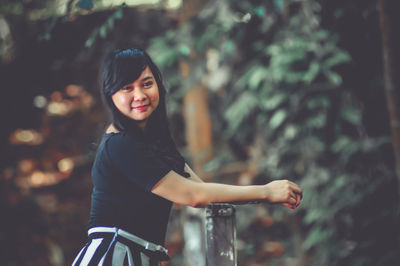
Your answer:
[111,66,160,128]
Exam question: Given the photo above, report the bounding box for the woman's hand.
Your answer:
[264,180,303,210]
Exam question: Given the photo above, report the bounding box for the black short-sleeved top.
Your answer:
[88,132,180,245]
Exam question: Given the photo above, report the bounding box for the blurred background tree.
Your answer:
[1,0,399,265]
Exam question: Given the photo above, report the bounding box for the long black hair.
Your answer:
[101,48,189,177]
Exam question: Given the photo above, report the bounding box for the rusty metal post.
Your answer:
[205,203,237,266]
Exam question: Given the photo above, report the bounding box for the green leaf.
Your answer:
[260,93,287,110]
[324,70,342,85]
[42,33,51,41]
[224,41,235,54]
[148,39,179,67]
[303,62,320,84]
[254,6,265,18]
[304,208,325,225]
[248,66,269,90]
[178,44,190,55]
[306,96,331,109]
[269,109,288,129]
[340,107,362,125]
[85,30,98,48]
[305,113,327,129]
[114,9,123,19]
[331,175,346,191]
[99,25,107,38]
[312,29,329,41]
[85,37,94,48]
[284,125,298,139]
[303,226,333,250]
[331,136,354,153]
[224,91,258,133]
[323,51,351,69]
[107,17,115,29]
[237,64,257,88]
[274,0,282,12]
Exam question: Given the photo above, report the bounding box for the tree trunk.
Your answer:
[183,84,213,177]
[378,0,400,191]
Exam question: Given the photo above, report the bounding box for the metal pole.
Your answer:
[182,206,206,266]
[205,203,237,266]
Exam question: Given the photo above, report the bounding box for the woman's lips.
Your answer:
[133,104,150,111]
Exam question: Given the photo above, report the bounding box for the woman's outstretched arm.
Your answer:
[151,169,302,209]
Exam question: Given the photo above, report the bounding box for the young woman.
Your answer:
[72,48,302,266]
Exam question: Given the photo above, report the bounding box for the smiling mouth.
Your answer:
[133,104,150,110]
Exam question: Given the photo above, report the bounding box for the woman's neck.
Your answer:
[106,124,119,134]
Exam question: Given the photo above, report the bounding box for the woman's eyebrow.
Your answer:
[141,76,153,82]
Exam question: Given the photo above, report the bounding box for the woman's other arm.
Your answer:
[151,170,302,209]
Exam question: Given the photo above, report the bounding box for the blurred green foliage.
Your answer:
[85,7,123,47]
[148,0,399,265]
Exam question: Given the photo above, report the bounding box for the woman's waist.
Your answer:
[88,226,170,261]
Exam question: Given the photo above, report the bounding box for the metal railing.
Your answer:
[183,203,237,266]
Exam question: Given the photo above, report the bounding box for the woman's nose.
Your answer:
[133,89,146,101]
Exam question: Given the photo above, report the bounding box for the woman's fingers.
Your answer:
[283,195,300,210]
[286,181,302,209]
[283,203,296,210]
[289,182,303,198]
[285,192,297,205]
[265,179,303,208]
[288,186,302,203]
[295,193,301,207]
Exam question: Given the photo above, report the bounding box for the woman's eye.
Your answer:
[143,82,153,87]
[121,86,132,91]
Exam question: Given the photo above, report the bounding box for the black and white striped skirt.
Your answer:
[72,227,169,266]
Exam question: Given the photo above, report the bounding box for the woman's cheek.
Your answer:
[112,94,127,108]
[151,95,159,107]
[118,95,130,107]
